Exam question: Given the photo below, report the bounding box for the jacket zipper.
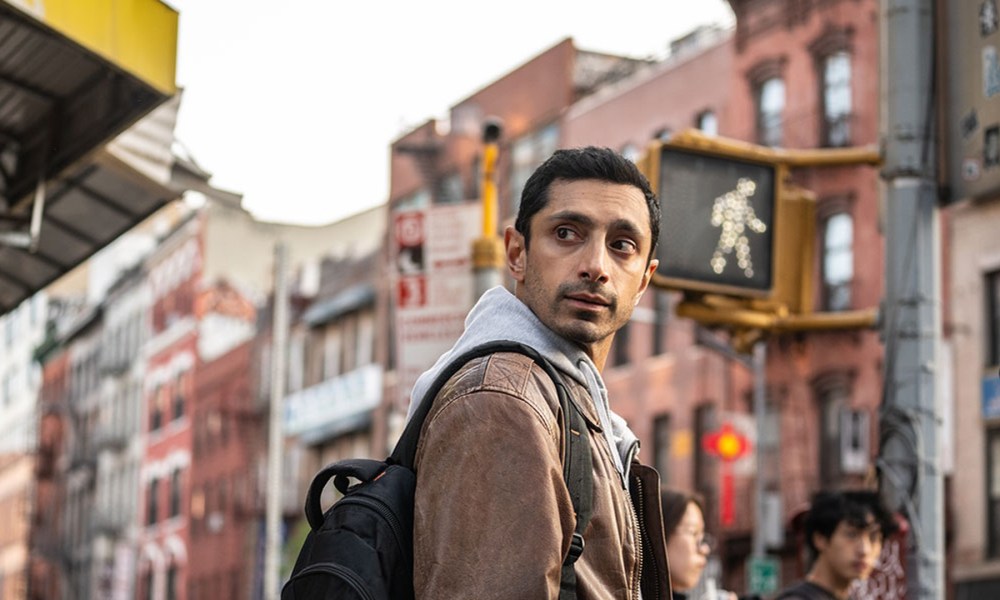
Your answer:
[633,476,660,600]
[283,561,375,600]
[337,495,409,561]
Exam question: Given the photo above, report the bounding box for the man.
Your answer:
[407,146,671,598]
[777,490,898,600]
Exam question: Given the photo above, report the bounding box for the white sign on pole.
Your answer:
[392,202,482,408]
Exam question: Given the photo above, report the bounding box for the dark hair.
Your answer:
[804,490,899,556]
[660,487,705,536]
[514,146,660,263]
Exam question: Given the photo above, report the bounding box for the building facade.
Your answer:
[137,215,201,600]
[0,293,46,599]
[189,297,259,600]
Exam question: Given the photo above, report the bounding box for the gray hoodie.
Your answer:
[406,285,640,486]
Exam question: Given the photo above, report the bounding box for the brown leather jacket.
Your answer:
[413,351,671,599]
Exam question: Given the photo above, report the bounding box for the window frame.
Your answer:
[987,269,1000,367]
[988,427,1000,557]
[820,50,853,147]
[821,211,855,311]
[809,25,856,147]
[757,77,785,147]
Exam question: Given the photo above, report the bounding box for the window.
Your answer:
[438,172,464,204]
[143,568,155,600]
[988,270,1000,367]
[988,427,1000,557]
[760,399,781,490]
[757,78,785,147]
[170,468,181,518]
[817,380,850,483]
[173,374,185,421]
[822,51,852,147]
[653,127,673,142]
[621,143,640,163]
[509,124,559,214]
[697,110,718,136]
[166,563,178,600]
[324,329,342,379]
[150,386,163,432]
[822,212,853,311]
[357,312,375,367]
[653,415,671,484]
[147,477,159,526]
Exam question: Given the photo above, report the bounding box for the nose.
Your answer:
[578,240,610,283]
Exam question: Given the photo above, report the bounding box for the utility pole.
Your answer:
[751,340,767,559]
[879,1,944,598]
[471,118,504,299]
[264,242,289,600]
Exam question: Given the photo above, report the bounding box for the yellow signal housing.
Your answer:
[639,129,880,332]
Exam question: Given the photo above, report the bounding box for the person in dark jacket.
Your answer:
[777,490,898,600]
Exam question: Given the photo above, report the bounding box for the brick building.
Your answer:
[29,309,73,600]
[137,215,201,600]
[189,315,259,600]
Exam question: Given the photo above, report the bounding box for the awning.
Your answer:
[302,284,377,327]
[0,0,179,314]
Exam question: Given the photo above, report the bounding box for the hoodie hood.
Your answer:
[406,285,639,484]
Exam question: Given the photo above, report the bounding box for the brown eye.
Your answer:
[556,227,577,240]
[612,239,638,254]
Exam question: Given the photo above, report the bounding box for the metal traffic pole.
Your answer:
[264,242,289,600]
[472,118,504,299]
[879,0,944,598]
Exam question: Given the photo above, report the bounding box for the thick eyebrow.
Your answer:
[547,210,646,240]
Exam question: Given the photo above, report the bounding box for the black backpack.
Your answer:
[281,341,594,600]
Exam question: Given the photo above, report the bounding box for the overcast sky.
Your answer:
[164,1,734,225]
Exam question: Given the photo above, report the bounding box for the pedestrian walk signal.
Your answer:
[640,133,778,298]
[657,147,776,295]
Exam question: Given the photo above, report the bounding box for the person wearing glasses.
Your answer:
[661,488,738,600]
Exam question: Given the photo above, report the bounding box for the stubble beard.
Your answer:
[550,281,626,345]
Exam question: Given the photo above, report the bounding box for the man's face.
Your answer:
[505,179,658,358]
[814,518,884,584]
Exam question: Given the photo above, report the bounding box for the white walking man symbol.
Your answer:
[709,177,767,278]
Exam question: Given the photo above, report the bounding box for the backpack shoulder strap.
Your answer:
[389,341,593,597]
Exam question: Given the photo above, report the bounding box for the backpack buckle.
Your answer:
[566,533,585,564]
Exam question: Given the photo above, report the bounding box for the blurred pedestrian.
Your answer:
[661,487,738,600]
[408,147,670,598]
[776,489,898,600]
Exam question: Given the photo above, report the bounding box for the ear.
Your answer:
[635,258,659,302]
[505,226,527,283]
[812,531,829,554]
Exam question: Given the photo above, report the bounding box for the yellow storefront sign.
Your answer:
[2,0,178,95]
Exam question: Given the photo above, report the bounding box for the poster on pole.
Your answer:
[392,202,482,408]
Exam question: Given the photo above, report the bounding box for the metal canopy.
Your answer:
[0,149,176,312]
[0,0,179,315]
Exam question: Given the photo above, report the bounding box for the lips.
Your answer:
[564,293,611,308]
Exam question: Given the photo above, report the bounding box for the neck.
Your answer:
[588,338,611,371]
[807,564,853,600]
